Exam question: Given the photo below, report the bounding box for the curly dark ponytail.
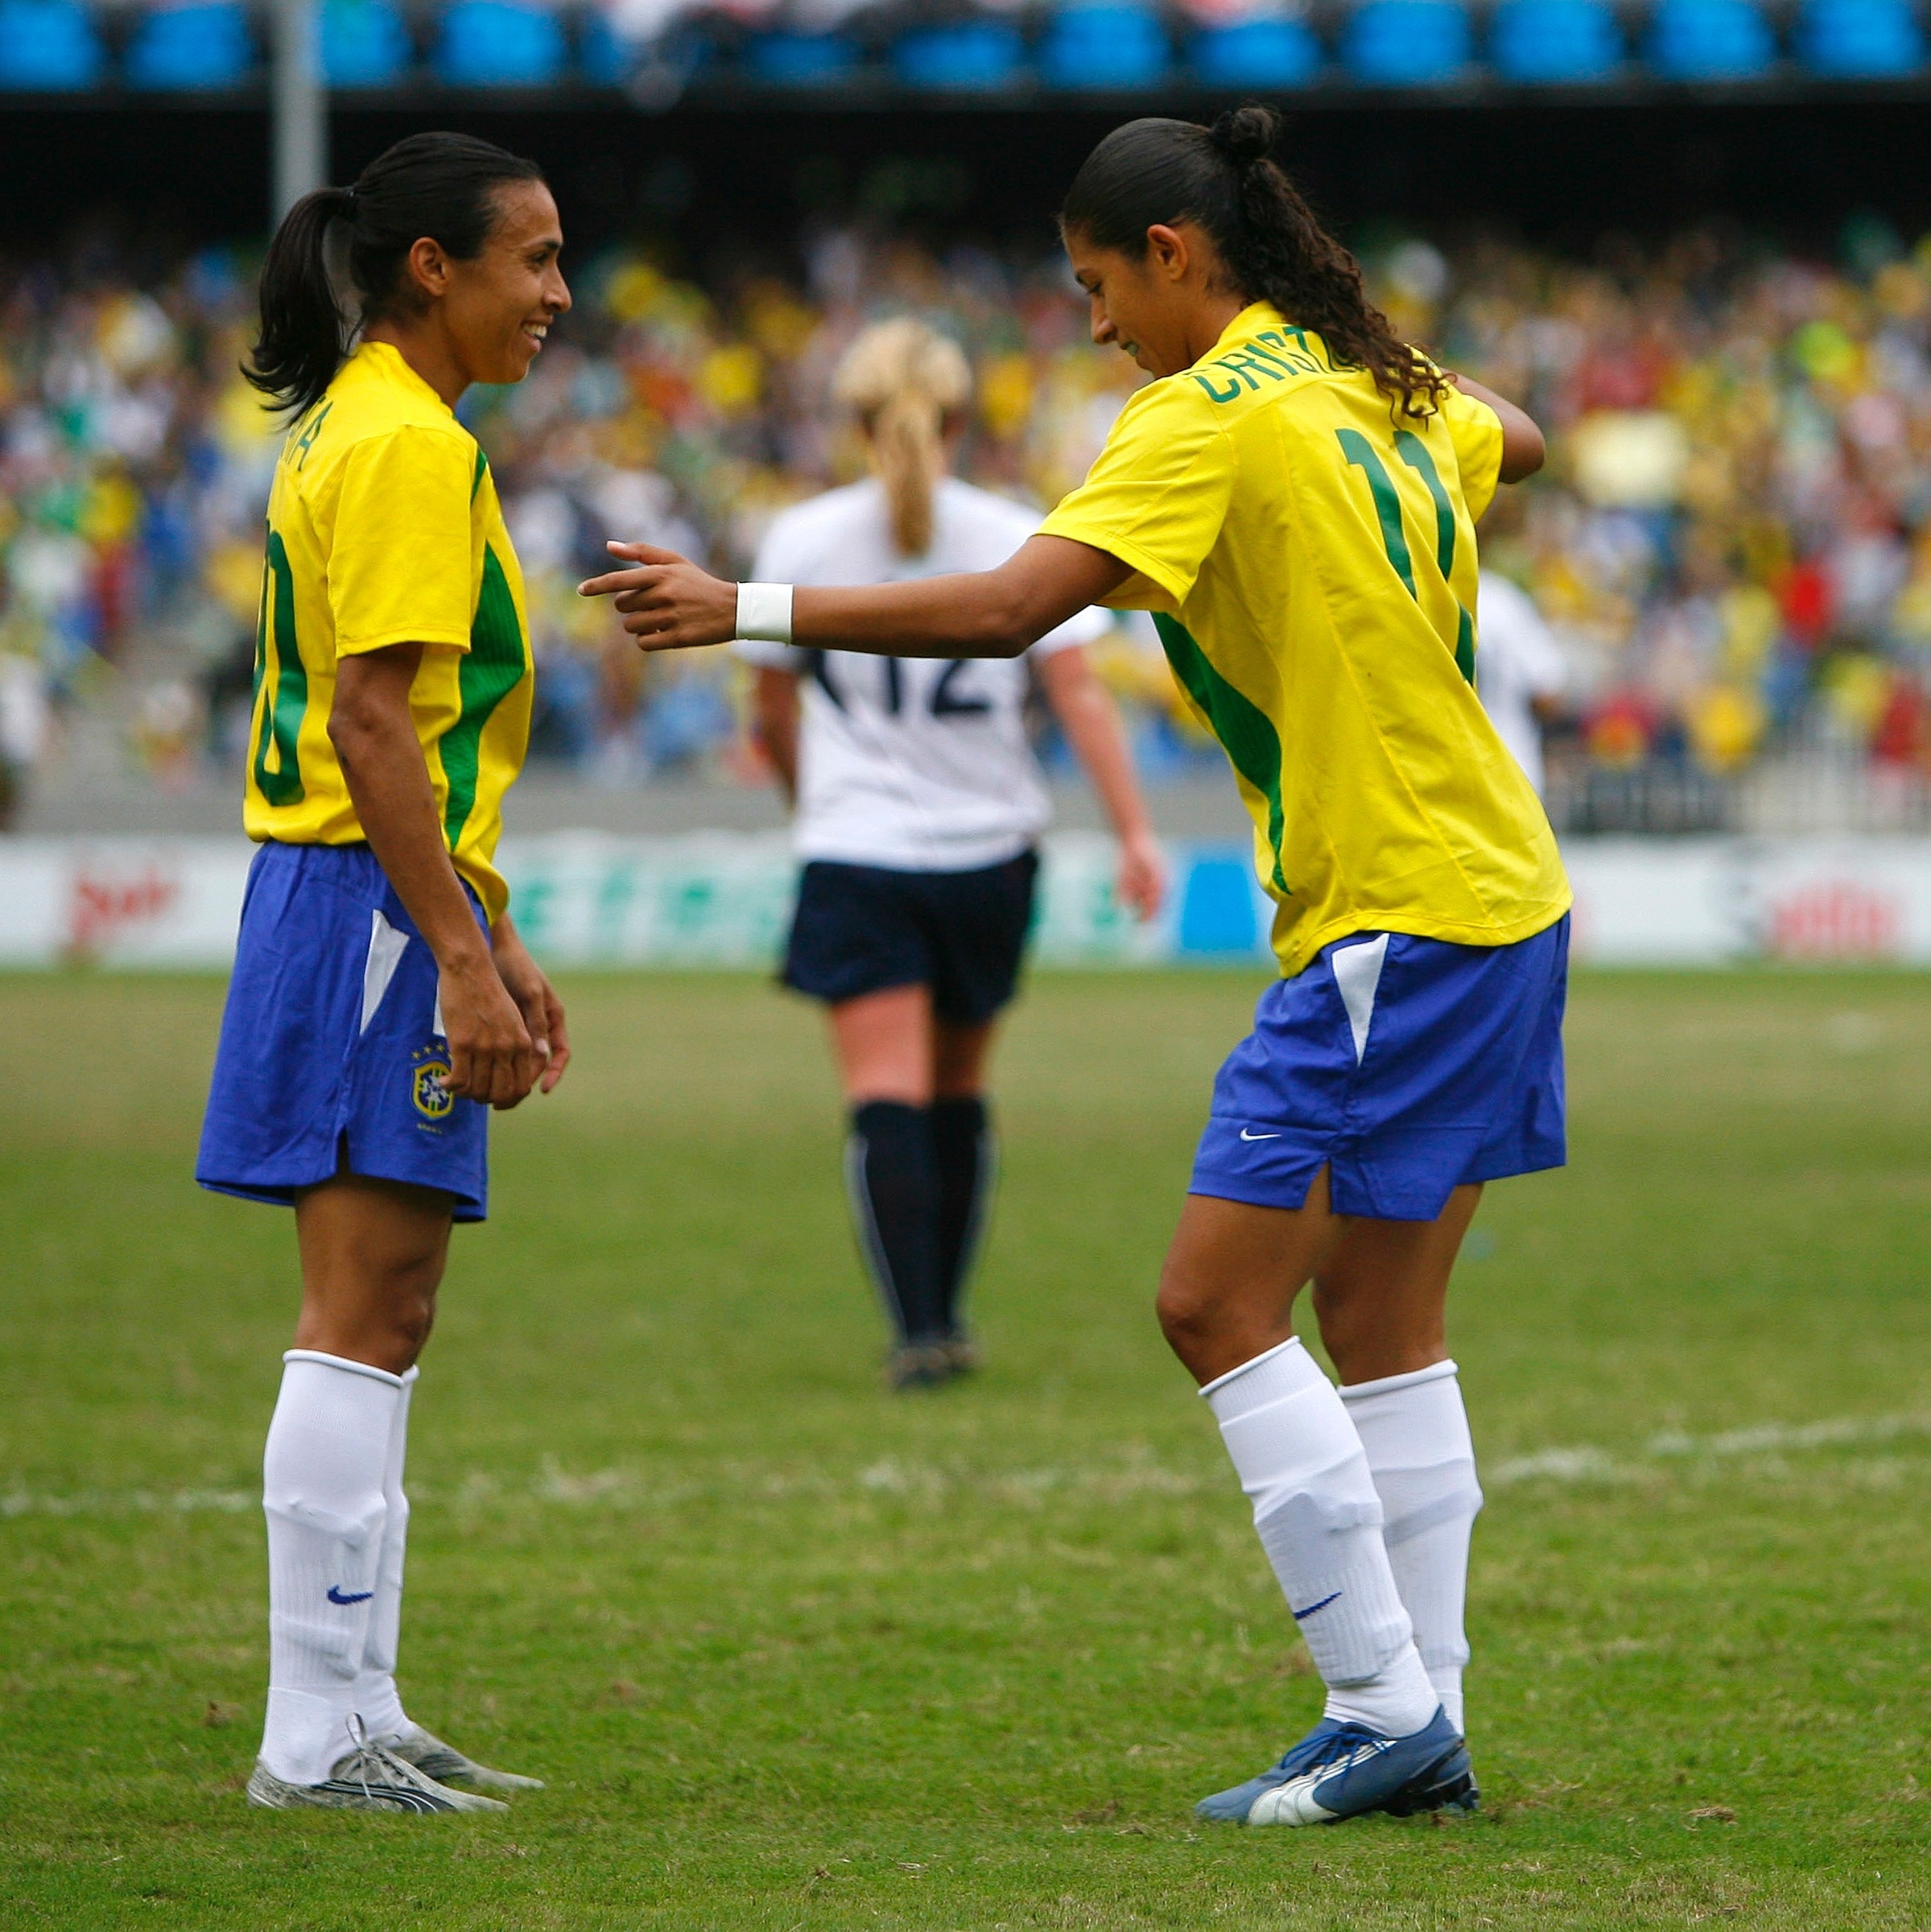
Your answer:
[1060,105,1444,420]
[246,130,547,419]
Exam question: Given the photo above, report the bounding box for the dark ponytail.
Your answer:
[1060,105,1444,420]
[246,130,547,418]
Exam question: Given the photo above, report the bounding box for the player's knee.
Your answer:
[1155,1265,1220,1356]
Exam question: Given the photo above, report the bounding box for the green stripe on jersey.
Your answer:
[1153,613,1290,895]
[440,544,526,851]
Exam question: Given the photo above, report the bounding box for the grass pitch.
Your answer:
[5,967,1931,1929]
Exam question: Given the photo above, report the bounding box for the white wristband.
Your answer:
[736,581,794,645]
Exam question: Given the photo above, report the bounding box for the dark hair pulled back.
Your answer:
[1060,105,1443,419]
[246,130,547,418]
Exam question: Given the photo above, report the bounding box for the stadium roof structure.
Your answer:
[2,0,1930,105]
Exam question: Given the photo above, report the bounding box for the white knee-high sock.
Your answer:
[259,1350,402,1784]
[1341,1360,1483,1736]
[352,1364,418,1743]
[1204,1336,1438,1737]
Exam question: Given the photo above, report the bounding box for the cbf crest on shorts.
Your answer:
[411,1042,455,1127]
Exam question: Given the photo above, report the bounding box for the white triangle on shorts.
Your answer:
[432,989,445,1040]
[1331,932,1390,1065]
[361,910,411,1035]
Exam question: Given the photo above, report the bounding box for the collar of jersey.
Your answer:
[347,338,456,420]
[1194,299,1289,372]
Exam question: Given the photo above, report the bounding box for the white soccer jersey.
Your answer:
[735,476,1109,872]
[1475,572,1568,798]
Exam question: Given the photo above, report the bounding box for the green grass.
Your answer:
[5,967,1931,1928]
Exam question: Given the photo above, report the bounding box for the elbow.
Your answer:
[326,697,382,773]
[968,592,1041,660]
[1500,420,1546,485]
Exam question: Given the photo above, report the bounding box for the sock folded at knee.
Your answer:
[351,1363,418,1743]
[931,1096,995,1337]
[845,1100,946,1347]
[1205,1337,1438,1737]
[1342,1359,1483,1736]
[259,1349,404,1784]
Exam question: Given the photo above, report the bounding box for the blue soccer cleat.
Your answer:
[1194,1707,1471,1827]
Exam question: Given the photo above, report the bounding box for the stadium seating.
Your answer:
[1038,2,1171,89]
[0,0,104,88]
[744,30,861,85]
[578,10,629,84]
[1190,16,1322,86]
[1489,0,1623,78]
[433,0,567,85]
[1646,0,1776,78]
[1339,0,1473,84]
[125,1,254,89]
[321,0,412,87]
[1795,0,1925,73]
[892,21,1025,91]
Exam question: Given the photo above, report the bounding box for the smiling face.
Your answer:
[436,179,571,389]
[1062,219,1243,382]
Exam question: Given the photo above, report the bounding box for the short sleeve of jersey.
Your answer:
[329,426,476,656]
[1438,385,1505,526]
[1037,382,1236,612]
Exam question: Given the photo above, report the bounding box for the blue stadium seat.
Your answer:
[1647,0,1775,76]
[126,1,253,89]
[1190,16,1322,85]
[434,0,567,85]
[578,10,629,83]
[1178,856,1260,956]
[1796,0,1925,72]
[1490,0,1621,79]
[1039,2,1171,89]
[745,30,860,84]
[893,21,1025,90]
[1339,0,1471,84]
[0,0,105,87]
[321,0,411,86]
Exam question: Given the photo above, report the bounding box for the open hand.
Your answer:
[578,541,740,652]
[1116,829,1168,923]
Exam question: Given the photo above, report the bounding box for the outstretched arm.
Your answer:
[580,534,1131,660]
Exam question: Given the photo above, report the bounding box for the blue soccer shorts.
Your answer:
[1190,914,1569,1224]
[196,841,490,1221]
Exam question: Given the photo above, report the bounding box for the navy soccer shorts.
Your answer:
[782,850,1039,1026]
[1190,914,1570,1224]
[197,840,490,1222]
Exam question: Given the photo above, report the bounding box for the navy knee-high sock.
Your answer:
[845,1101,946,1348]
[931,1095,994,1338]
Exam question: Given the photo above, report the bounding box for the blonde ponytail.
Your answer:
[832,319,971,559]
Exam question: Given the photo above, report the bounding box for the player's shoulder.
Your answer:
[292,345,475,481]
[935,477,1042,544]
[765,480,877,543]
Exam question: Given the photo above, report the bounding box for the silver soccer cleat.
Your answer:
[246,1733,509,1814]
[382,1720,545,1793]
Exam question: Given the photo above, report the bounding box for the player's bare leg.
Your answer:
[1158,1175,1479,1825]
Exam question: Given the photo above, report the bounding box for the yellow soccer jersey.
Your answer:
[242,340,533,923]
[1039,301,1570,978]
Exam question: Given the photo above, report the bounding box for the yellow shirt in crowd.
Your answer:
[243,340,533,923]
[1040,301,1570,980]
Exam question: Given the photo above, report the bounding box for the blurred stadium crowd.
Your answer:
[6,216,1931,827]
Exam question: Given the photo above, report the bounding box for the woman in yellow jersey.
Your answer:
[197,132,570,1813]
[586,106,1566,1829]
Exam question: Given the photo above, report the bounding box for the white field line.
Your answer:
[9,1414,1929,1519]
[1487,1411,1931,1487]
